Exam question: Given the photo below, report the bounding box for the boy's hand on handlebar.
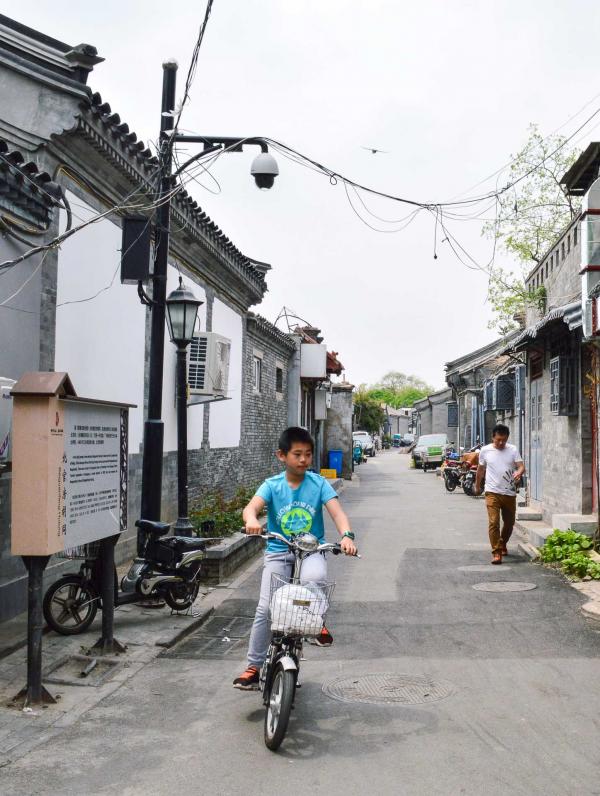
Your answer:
[340,536,357,556]
[244,520,263,535]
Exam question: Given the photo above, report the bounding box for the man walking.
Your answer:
[475,424,525,564]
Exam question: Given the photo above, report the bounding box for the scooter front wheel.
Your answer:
[264,664,295,751]
[43,574,99,635]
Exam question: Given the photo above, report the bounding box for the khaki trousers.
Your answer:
[485,492,516,553]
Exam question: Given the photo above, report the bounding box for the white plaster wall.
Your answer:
[55,192,146,453]
[161,265,206,453]
[209,298,243,448]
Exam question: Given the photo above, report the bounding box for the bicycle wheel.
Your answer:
[264,663,295,751]
[43,574,99,635]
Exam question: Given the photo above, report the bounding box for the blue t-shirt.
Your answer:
[256,471,338,553]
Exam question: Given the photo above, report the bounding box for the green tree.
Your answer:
[353,388,385,433]
[482,124,581,332]
[368,372,433,408]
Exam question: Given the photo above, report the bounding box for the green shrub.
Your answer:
[539,530,599,580]
[539,530,593,563]
[189,485,257,537]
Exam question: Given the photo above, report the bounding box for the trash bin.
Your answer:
[328,449,343,477]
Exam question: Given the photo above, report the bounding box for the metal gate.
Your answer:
[529,378,543,500]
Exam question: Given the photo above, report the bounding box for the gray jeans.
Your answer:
[247,551,328,668]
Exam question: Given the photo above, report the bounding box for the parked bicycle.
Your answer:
[248,529,360,751]
[43,519,216,635]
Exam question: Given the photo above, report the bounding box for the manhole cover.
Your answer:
[472,581,537,592]
[458,565,513,572]
[322,674,454,705]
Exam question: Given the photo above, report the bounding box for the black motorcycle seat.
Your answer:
[170,536,213,551]
[136,519,171,536]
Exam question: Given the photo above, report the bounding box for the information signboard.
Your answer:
[11,373,132,556]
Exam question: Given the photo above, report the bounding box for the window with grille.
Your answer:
[275,367,283,393]
[550,358,559,413]
[549,355,578,416]
[253,355,262,393]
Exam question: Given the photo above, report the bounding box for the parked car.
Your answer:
[353,430,375,457]
[400,433,415,447]
[411,433,449,469]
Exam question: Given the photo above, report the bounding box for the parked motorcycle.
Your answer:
[43,519,215,635]
[441,449,461,492]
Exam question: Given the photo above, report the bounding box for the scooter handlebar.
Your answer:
[241,528,360,557]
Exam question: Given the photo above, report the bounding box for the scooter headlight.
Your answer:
[295,533,319,552]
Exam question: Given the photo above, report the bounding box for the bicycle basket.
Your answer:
[54,541,102,561]
[269,573,335,637]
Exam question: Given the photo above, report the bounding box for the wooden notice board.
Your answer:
[11,372,134,556]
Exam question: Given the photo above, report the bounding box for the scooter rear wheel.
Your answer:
[43,574,99,635]
[444,473,457,492]
[164,581,200,612]
[264,664,295,751]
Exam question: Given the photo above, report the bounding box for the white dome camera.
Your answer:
[250,151,279,190]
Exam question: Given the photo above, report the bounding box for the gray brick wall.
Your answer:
[187,317,294,507]
[324,384,354,479]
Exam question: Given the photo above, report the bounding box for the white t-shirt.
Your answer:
[479,443,523,496]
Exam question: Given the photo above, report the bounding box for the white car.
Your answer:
[353,431,375,457]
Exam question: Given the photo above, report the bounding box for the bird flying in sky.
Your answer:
[361,146,389,154]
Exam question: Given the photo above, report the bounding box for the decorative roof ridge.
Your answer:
[247,313,297,349]
[0,137,61,227]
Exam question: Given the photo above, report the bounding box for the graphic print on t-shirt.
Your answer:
[278,502,315,536]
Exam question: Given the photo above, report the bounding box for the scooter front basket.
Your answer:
[268,574,335,637]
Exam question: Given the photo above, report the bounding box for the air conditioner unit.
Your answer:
[188,333,231,396]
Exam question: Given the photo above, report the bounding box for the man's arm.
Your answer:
[475,464,486,495]
[513,459,525,483]
[325,498,357,555]
[243,495,266,534]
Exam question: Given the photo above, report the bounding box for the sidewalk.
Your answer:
[0,553,263,767]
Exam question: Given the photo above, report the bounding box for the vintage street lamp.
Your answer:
[166,277,203,535]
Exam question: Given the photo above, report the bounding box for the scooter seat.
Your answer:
[136,519,171,537]
[170,535,213,551]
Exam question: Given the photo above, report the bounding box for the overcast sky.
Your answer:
[8,1,600,388]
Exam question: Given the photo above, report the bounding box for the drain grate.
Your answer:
[322,673,454,705]
[458,565,512,572]
[472,581,537,592]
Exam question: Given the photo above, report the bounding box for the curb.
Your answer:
[581,601,600,624]
[517,541,540,560]
[154,606,214,648]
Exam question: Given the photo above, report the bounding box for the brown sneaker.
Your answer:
[233,665,260,690]
[501,544,508,556]
[491,552,502,565]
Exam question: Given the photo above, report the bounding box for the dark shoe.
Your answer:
[314,627,334,647]
[501,544,508,556]
[491,552,502,565]
[233,665,259,690]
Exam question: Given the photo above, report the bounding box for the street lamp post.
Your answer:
[137,60,278,553]
[166,278,203,536]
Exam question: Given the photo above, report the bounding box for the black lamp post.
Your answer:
[137,61,279,554]
[166,277,203,536]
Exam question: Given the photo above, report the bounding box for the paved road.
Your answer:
[4,452,600,795]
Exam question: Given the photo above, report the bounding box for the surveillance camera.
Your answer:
[250,152,279,190]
